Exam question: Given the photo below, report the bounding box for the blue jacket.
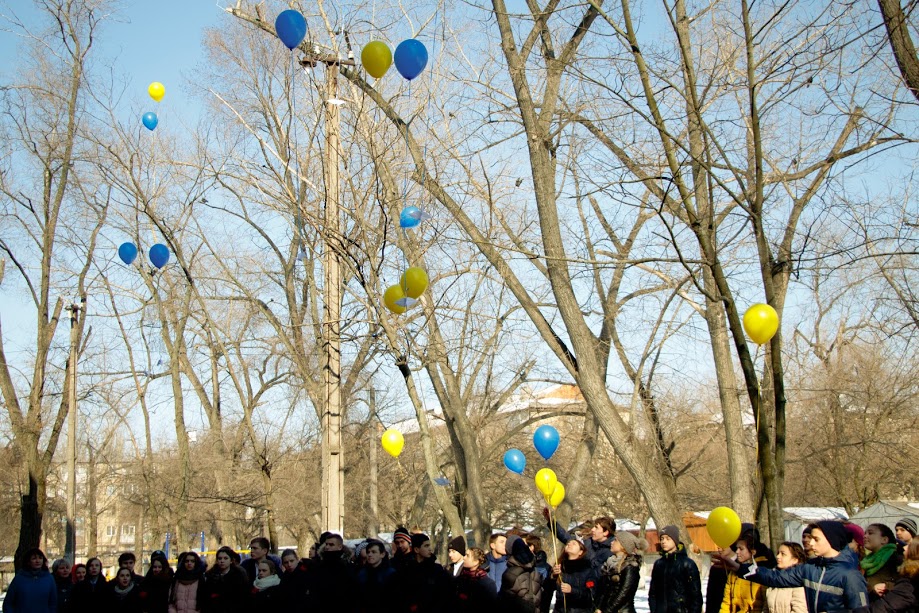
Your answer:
[3,568,57,613]
[548,520,615,574]
[741,548,867,613]
[486,553,507,593]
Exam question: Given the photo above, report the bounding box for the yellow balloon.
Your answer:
[381,428,404,457]
[361,41,393,79]
[383,284,407,314]
[148,82,165,103]
[548,481,566,508]
[706,506,742,549]
[401,267,429,299]
[534,468,558,498]
[743,303,779,345]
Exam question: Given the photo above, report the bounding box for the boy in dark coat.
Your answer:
[648,525,702,613]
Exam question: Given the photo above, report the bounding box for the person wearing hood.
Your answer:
[719,520,867,613]
[3,548,57,613]
[447,536,467,577]
[648,525,702,613]
[549,537,595,613]
[499,535,544,613]
[486,533,509,593]
[596,531,648,613]
[543,509,616,575]
[454,547,498,613]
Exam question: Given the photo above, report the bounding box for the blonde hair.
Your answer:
[900,538,919,578]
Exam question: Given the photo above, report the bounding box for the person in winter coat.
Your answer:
[52,558,74,613]
[720,534,765,613]
[72,564,87,584]
[393,533,452,613]
[138,554,174,613]
[764,542,807,613]
[447,536,466,577]
[544,508,616,576]
[104,567,142,613]
[354,539,396,613]
[648,525,702,613]
[169,552,205,613]
[862,524,903,601]
[499,535,544,613]
[595,531,648,613]
[306,533,357,611]
[850,536,919,613]
[486,534,509,593]
[894,520,917,549]
[549,538,596,613]
[706,547,733,613]
[3,548,57,613]
[201,547,249,613]
[525,535,553,583]
[71,557,108,613]
[250,560,282,607]
[454,547,498,613]
[724,520,868,613]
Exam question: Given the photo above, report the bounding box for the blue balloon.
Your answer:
[503,449,526,475]
[142,112,158,131]
[275,10,306,50]
[533,425,560,460]
[394,39,428,81]
[399,206,422,229]
[149,243,170,269]
[118,242,138,265]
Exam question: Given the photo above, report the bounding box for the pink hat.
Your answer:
[843,523,864,548]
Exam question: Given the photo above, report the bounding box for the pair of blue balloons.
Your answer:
[503,425,561,474]
[142,112,158,131]
[117,242,169,269]
[275,10,306,50]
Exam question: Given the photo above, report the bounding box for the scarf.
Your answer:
[861,543,898,576]
[113,583,135,597]
[253,574,281,591]
[460,567,488,580]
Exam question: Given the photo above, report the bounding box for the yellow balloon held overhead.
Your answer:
[148,82,165,103]
[383,284,407,314]
[706,506,742,549]
[548,481,566,508]
[534,468,558,498]
[361,41,393,79]
[381,428,404,457]
[401,267,429,299]
[743,303,779,345]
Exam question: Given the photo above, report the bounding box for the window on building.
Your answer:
[121,524,136,536]
[106,525,116,537]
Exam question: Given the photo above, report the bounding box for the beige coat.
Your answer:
[765,586,807,613]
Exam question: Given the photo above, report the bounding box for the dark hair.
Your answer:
[594,517,616,536]
[118,552,136,565]
[176,551,203,576]
[557,539,587,564]
[803,523,817,535]
[86,557,103,575]
[365,539,388,557]
[525,534,542,553]
[258,558,278,575]
[116,567,133,581]
[869,523,897,546]
[215,546,240,565]
[21,548,48,570]
[467,547,487,568]
[249,537,271,551]
[732,534,757,555]
[281,548,298,560]
[489,533,505,545]
[779,542,806,565]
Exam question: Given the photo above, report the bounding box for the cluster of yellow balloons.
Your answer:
[707,506,742,548]
[381,428,404,457]
[743,303,779,345]
[383,266,429,314]
[534,468,566,508]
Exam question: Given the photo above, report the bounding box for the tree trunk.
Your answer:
[877,0,919,102]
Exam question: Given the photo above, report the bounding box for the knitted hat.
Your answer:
[393,527,412,546]
[897,518,918,538]
[660,525,680,544]
[448,535,466,556]
[510,535,534,564]
[815,521,850,552]
[410,532,430,550]
[843,523,865,548]
[615,531,648,555]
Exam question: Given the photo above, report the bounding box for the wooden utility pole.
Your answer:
[65,300,81,562]
[302,51,355,535]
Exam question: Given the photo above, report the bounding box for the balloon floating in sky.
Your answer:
[275,9,307,50]
[142,112,158,131]
[148,82,165,102]
[118,242,138,265]
[400,206,431,229]
[384,284,407,314]
[548,481,566,508]
[742,303,779,345]
[394,39,428,81]
[503,449,526,474]
[534,468,558,498]
[149,243,170,269]
[381,428,404,457]
[401,267,428,299]
[706,506,742,549]
[533,424,560,460]
[361,41,392,79]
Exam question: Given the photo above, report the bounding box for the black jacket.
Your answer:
[354,560,397,613]
[201,565,250,613]
[596,554,643,613]
[453,567,498,613]
[70,576,109,613]
[552,556,596,613]
[500,556,544,613]
[55,575,74,613]
[851,575,919,613]
[392,557,452,613]
[137,571,172,613]
[648,545,702,613]
[103,583,142,613]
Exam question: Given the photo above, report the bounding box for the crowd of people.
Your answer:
[3,514,919,613]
